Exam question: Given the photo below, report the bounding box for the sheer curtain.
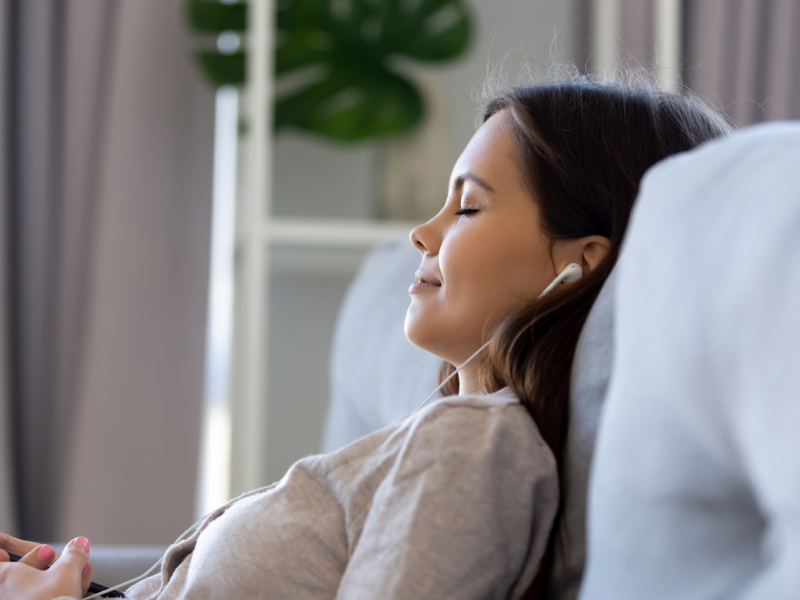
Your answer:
[1,0,214,544]
[1,0,119,542]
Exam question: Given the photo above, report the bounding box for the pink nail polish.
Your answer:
[72,536,90,553]
[82,562,92,575]
[37,545,55,561]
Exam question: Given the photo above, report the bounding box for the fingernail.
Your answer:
[82,562,92,575]
[38,544,55,561]
[72,536,90,553]
[0,553,8,562]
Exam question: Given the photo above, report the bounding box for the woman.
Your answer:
[0,74,730,600]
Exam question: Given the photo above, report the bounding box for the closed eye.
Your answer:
[455,208,479,216]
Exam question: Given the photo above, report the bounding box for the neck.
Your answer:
[456,362,483,396]
[451,339,493,396]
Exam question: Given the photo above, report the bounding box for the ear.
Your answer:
[552,235,611,275]
[580,236,612,272]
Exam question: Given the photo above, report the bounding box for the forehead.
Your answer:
[452,110,519,184]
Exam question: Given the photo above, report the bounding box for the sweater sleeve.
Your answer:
[335,400,559,600]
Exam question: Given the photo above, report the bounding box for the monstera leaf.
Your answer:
[187,0,472,142]
[188,1,247,86]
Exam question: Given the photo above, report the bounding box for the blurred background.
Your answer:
[0,0,797,547]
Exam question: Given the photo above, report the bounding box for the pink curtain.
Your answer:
[577,0,800,125]
[618,0,654,67]
[2,0,214,544]
[3,0,119,541]
[685,0,800,124]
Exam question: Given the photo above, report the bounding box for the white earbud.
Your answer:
[538,262,583,298]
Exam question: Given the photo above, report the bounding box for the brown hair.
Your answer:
[437,74,731,597]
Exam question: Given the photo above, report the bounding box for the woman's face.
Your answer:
[404,111,557,367]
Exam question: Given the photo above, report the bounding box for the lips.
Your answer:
[409,271,442,294]
[416,272,440,284]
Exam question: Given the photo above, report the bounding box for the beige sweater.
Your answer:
[126,389,558,600]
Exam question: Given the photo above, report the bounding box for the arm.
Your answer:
[336,401,559,600]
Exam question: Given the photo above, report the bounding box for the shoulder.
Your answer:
[293,388,557,510]
[396,388,557,481]
[410,388,547,445]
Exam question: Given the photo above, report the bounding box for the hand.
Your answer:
[0,537,92,600]
[0,532,61,563]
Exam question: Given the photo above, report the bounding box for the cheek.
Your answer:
[442,227,546,313]
[404,220,551,360]
[403,236,488,355]
[500,239,553,302]
[439,236,496,320]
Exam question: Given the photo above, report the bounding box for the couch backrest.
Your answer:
[549,268,616,600]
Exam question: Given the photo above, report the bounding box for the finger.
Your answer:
[81,560,93,597]
[0,549,8,562]
[51,536,90,578]
[18,543,57,570]
[0,531,39,556]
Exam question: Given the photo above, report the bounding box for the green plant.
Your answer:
[188,0,472,142]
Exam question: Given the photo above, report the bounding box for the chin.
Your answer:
[403,312,426,350]
[404,308,440,355]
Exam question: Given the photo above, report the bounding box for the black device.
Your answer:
[8,552,126,598]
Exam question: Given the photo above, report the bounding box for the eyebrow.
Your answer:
[453,172,496,193]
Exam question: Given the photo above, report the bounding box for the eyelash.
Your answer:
[455,208,479,217]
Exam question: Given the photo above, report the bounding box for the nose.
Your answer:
[410,225,425,253]
[410,218,438,255]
